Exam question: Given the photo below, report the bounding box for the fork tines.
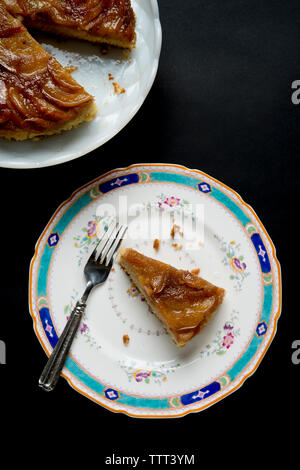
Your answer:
[101,224,127,265]
[90,221,127,266]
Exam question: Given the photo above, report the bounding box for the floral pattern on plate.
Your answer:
[64,290,101,350]
[119,360,180,385]
[198,311,240,358]
[214,234,250,292]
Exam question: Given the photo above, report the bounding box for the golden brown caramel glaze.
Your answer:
[0,2,95,138]
[4,0,136,47]
[120,249,225,346]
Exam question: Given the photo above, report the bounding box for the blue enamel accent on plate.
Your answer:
[180,382,221,405]
[198,182,212,193]
[99,173,139,193]
[105,389,119,400]
[39,307,59,348]
[256,321,268,336]
[251,233,272,273]
[47,232,59,247]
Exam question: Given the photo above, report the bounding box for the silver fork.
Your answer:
[39,221,127,392]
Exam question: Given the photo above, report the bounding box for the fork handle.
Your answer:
[39,301,86,391]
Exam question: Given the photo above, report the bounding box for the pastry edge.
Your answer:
[25,20,136,49]
[0,101,97,141]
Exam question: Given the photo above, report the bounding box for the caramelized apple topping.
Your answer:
[0,2,94,133]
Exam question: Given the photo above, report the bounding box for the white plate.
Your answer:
[29,163,281,417]
[0,1,161,169]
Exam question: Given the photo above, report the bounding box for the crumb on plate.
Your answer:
[123,334,130,345]
[172,243,183,251]
[65,65,78,74]
[153,238,160,251]
[170,224,180,239]
[113,82,126,94]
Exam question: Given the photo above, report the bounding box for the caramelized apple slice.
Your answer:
[47,58,82,92]
[8,86,38,118]
[29,94,71,121]
[24,117,54,130]
[42,78,92,108]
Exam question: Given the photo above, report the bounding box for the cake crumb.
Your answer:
[108,73,114,81]
[123,334,130,345]
[191,268,200,275]
[153,239,160,251]
[170,224,180,239]
[65,65,78,74]
[113,82,126,94]
[172,243,183,251]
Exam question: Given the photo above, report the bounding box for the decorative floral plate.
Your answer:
[0,0,161,168]
[29,163,281,417]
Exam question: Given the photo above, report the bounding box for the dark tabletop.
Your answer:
[0,0,298,463]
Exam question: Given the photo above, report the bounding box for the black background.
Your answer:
[0,0,298,464]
